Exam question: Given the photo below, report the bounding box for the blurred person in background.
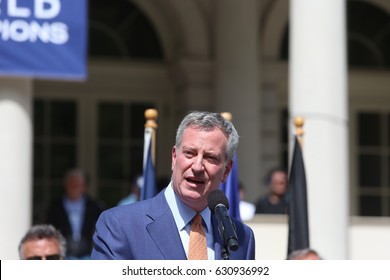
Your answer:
[46,168,105,259]
[117,174,142,206]
[238,182,255,221]
[255,168,288,214]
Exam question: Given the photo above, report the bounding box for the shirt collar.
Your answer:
[164,183,211,233]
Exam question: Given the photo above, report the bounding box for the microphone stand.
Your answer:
[220,230,239,260]
[221,244,230,260]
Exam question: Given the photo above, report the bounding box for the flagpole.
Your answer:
[220,112,232,122]
[287,115,309,257]
[141,108,158,201]
[144,108,158,166]
[294,116,304,148]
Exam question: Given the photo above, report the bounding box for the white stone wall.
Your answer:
[246,215,390,260]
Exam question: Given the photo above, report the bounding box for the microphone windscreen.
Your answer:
[207,189,229,214]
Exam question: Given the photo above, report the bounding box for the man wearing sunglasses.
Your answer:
[19,224,66,260]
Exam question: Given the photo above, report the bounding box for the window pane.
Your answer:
[358,154,381,187]
[282,150,288,172]
[32,183,45,223]
[34,142,44,178]
[98,185,123,208]
[129,103,154,139]
[348,40,380,67]
[387,197,390,217]
[388,156,390,187]
[387,114,390,146]
[98,145,124,179]
[98,103,124,138]
[129,146,144,177]
[33,99,45,137]
[357,113,381,146]
[50,143,77,178]
[359,196,382,216]
[280,109,289,171]
[50,101,77,137]
[50,183,64,200]
[280,109,289,144]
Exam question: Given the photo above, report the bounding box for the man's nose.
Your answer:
[192,157,205,172]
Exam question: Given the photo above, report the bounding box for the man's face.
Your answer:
[270,171,287,196]
[171,126,232,212]
[65,174,87,201]
[22,238,62,260]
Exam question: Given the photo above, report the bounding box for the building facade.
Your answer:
[1,0,390,259]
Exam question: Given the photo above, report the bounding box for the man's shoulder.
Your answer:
[231,217,254,233]
[102,192,166,217]
[255,195,269,207]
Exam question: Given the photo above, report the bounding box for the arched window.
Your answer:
[348,1,390,68]
[88,0,163,60]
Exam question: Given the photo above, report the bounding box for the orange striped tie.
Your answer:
[188,213,207,260]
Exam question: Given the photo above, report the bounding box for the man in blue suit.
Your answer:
[91,111,255,260]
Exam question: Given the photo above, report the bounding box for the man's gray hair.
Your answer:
[64,168,90,185]
[18,224,67,259]
[175,111,239,163]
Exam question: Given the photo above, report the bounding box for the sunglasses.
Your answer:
[26,254,62,260]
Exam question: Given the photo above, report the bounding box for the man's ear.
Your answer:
[221,160,233,183]
[171,146,177,171]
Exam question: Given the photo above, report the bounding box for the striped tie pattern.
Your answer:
[188,213,207,260]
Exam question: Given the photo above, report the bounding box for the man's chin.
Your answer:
[185,191,203,201]
[183,192,206,209]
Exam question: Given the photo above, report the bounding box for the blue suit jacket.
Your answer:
[91,190,255,260]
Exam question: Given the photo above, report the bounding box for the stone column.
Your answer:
[215,0,262,201]
[289,0,348,259]
[0,78,33,259]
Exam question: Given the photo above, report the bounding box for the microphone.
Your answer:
[208,189,239,252]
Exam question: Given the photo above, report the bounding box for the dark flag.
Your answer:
[220,153,241,220]
[140,136,157,200]
[287,135,310,256]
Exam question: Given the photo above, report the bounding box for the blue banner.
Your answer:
[0,0,87,79]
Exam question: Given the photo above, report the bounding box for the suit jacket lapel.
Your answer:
[145,191,187,260]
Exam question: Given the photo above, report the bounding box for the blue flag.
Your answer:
[287,136,310,256]
[220,153,241,220]
[140,137,157,200]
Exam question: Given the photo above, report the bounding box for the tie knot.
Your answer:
[193,213,202,226]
